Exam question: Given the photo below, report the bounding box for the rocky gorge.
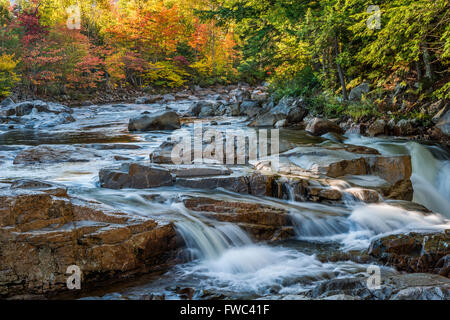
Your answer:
[0,85,449,300]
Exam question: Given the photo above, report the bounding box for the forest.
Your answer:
[0,0,448,115]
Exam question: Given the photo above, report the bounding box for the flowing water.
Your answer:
[1,99,449,300]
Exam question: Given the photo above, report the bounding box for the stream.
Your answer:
[1,97,449,300]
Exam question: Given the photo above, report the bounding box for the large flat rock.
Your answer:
[0,180,178,298]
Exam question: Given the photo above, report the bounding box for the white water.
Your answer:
[345,135,450,218]
[2,99,450,299]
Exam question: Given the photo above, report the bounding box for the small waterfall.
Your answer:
[407,142,450,218]
[289,209,350,238]
[172,203,252,260]
[285,183,296,203]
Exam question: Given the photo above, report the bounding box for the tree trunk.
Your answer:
[334,37,348,101]
[415,60,422,81]
[422,47,433,80]
[211,23,216,76]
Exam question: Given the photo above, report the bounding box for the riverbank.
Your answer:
[8,84,449,149]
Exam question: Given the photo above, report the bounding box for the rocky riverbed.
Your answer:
[0,85,449,300]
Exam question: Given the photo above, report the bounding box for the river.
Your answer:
[1,97,449,299]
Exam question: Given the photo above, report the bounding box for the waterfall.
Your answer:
[407,142,450,218]
[171,203,253,260]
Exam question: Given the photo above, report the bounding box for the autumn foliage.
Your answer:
[0,0,239,97]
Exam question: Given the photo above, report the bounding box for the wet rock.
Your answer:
[251,91,269,102]
[249,97,307,127]
[325,155,412,185]
[306,118,344,136]
[114,155,132,161]
[230,88,251,103]
[150,140,178,164]
[176,287,195,300]
[186,100,220,117]
[86,144,141,150]
[368,119,387,137]
[12,100,72,116]
[13,145,100,164]
[162,94,176,102]
[184,197,293,241]
[128,110,180,131]
[345,188,381,203]
[367,155,412,185]
[318,188,342,201]
[396,119,416,136]
[369,230,450,276]
[432,103,449,123]
[436,109,450,137]
[349,82,370,101]
[249,112,283,127]
[240,100,261,117]
[0,100,75,129]
[176,175,250,194]
[135,95,162,104]
[99,163,174,189]
[381,179,414,201]
[0,182,178,298]
[176,172,273,196]
[164,165,232,178]
[308,273,450,300]
[10,179,68,197]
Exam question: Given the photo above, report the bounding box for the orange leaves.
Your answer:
[189,18,209,53]
[105,2,184,56]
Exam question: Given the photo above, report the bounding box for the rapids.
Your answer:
[1,98,449,300]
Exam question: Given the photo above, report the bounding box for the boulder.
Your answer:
[185,100,220,117]
[0,182,177,298]
[249,112,283,127]
[128,111,180,131]
[99,163,174,189]
[165,165,232,178]
[249,96,308,127]
[162,94,176,102]
[251,91,269,102]
[183,197,293,241]
[230,89,251,103]
[273,97,308,123]
[369,230,450,276]
[12,100,72,116]
[240,100,262,117]
[349,82,370,101]
[135,95,162,104]
[308,273,450,300]
[150,140,180,164]
[396,119,416,136]
[368,119,387,137]
[13,145,100,164]
[176,172,273,196]
[176,175,251,194]
[436,110,450,137]
[306,118,344,136]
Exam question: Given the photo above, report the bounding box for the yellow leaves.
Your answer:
[0,53,19,71]
[144,61,189,88]
[0,53,19,97]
